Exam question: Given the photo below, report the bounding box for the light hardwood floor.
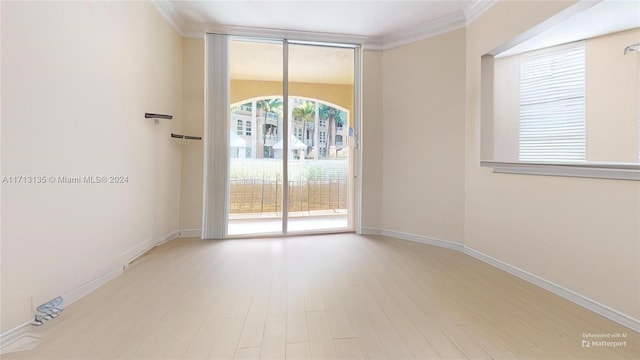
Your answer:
[5,234,639,359]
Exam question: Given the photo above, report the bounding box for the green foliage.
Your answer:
[333,109,346,125]
[230,159,346,182]
[256,98,283,115]
[293,101,316,122]
[305,165,325,180]
[318,104,346,126]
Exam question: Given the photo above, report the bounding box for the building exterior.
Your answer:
[230,97,349,159]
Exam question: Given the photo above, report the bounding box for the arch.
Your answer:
[231,95,350,118]
[230,80,354,117]
[230,95,351,160]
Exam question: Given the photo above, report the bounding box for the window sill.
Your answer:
[480,161,640,181]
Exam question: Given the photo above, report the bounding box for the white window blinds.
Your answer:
[202,33,230,239]
[519,42,586,162]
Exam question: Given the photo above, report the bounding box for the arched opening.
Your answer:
[230,96,350,160]
[228,96,351,223]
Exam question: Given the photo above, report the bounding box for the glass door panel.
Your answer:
[286,44,355,232]
[228,39,284,236]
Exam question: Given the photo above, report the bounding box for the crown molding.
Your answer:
[150,0,186,37]
[182,22,381,48]
[151,0,496,50]
[382,10,467,50]
[378,0,497,50]
[464,0,499,25]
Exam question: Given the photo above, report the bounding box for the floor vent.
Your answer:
[32,296,64,326]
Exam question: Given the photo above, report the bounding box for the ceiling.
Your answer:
[152,0,496,49]
[498,0,640,57]
[154,0,639,83]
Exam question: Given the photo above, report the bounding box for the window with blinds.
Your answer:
[519,42,586,162]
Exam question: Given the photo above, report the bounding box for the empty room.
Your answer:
[1,0,639,359]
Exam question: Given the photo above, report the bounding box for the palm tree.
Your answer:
[292,101,316,152]
[256,98,283,119]
[318,105,346,157]
[256,98,283,140]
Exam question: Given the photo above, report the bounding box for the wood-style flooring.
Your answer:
[5,234,639,359]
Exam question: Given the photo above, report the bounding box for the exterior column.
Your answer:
[251,99,257,158]
[288,97,294,157]
[314,101,320,160]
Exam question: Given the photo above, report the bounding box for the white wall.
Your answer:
[1,1,183,333]
[361,50,384,228]
[178,39,204,232]
[587,29,640,163]
[465,0,640,320]
[381,29,467,243]
[493,55,520,161]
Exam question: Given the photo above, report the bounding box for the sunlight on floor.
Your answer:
[228,213,348,235]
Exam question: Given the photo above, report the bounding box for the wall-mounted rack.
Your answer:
[171,133,202,141]
[624,43,640,55]
[145,113,172,120]
[145,113,173,124]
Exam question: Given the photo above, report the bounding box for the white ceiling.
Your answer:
[152,0,496,49]
[498,0,640,57]
[154,0,639,83]
[171,0,470,37]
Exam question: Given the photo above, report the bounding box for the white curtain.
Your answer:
[202,33,229,239]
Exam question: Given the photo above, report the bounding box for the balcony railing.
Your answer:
[229,176,348,213]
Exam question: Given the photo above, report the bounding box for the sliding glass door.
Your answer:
[228,39,284,235]
[225,37,355,236]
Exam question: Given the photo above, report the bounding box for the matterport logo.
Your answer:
[581,332,627,348]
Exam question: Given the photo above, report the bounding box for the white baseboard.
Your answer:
[361,227,464,251]
[0,322,39,356]
[58,266,124,312]
[1,230,180,355]
[119,230,179,267]
[361,227,640,333]
[51,230,179,310]
[463,247,640,333]
[178,228,202,238]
